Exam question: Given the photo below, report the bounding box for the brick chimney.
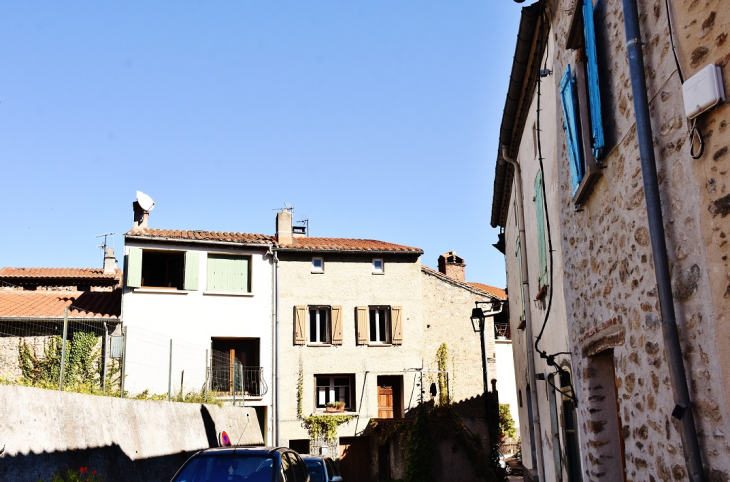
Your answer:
[438,251,466,282]
[276,209,293,245]
[103,248,117,275]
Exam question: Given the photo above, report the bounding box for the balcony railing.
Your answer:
[210,363,268,398]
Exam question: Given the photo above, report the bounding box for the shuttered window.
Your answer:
[534,171,548,289]
[126,247,142,288]
[294,306,307,345]
[560,65,584,196]
[331,306,343,345]
[391,306,403,345]
[207,254,251,292]
[582,0,604,159]
[356,307,369,345]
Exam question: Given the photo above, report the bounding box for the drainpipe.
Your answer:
[502,146,546,482]
[271,246,281,446]
[622,2,705,480]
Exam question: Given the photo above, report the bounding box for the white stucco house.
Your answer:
[120,199,276,444]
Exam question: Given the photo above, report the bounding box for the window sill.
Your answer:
[203,291,253,297]
[133,288,190,295]
[307,343,334,347]
[315,410,356,415]
[368,343,393,347]
[311,271,325,274]
[372,272,385,275]
[572,166,602,208]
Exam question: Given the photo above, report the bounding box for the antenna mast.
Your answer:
[96,233,115,268]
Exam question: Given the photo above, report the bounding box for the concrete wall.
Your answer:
[122,240,274,444]
[277,252,424,445]
[0,385,262,482]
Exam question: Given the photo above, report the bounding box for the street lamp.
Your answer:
[469,299,504,465]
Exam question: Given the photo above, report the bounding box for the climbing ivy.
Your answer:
[435,343,449,406]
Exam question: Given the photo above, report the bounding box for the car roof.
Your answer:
[196,446,293,456]
[301,455,332,460]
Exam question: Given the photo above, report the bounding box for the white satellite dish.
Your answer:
[136,191,155,211]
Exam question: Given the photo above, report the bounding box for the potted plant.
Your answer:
[325,401,346,413]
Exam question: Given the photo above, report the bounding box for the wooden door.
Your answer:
[378,385,394,419]
[338,437,370,482]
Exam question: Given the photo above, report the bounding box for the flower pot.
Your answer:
[325,406,345,413]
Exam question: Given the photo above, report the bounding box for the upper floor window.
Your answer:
[309,307,330,344]
[207,254,251,293]
[372,259,384,274]
[294,305,343,346]
[312,257,324,273]
[125,247,199,290]
[355,306,403,346]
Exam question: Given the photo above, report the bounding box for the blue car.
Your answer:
[301,455,342,482]
[171,446,311,482]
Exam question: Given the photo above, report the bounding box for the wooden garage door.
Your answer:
[338,436,370,482]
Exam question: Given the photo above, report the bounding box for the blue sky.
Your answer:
[0,1,523,288]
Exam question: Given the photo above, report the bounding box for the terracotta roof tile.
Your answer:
[467,282,507,300]
[0,290,121,319]
[280,237,422,253]
[0,267,122,280]
[421,265,507,299]
[126,229,275,245]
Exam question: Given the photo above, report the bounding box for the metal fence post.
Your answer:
[58,308,69,391]
[102,321,108,392]
[240,363,245,408]
[168,339,173,401]
[204,349,209,402]
[120,326,128,398]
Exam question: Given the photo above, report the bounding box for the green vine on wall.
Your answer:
[435,343,449,406]
[296,360,354,443]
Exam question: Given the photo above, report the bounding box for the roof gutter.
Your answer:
[124,235,275,250]
[273,248,423,255]
[0,317,120,322]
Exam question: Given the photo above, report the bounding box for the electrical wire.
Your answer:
[665,0,705,159]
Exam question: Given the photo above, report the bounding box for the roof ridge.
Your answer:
[421,265,506,299]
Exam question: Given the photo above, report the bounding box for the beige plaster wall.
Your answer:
[276,253,424,445]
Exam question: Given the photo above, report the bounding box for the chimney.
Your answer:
[103,248,117,275]
[132,201,150,231]
[276,210,293,244]
[438,251,466,282]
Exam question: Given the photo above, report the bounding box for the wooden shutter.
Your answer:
[582,0,604,159]
[126,247,142,288]
[559,65,584,195]
[534,171,548,288]
[207,254,249,292]
[294,306,307,345]
[356,307,368,345]
[331,306,343,345]
[516,238,525,322]
[184,251,199,291]
[391,306,403,345]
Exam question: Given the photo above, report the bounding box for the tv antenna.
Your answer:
[296,215,309,237]
[271,203,294,213]
[96,232,115,267]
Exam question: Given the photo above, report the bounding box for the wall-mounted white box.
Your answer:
[682,64,726,119]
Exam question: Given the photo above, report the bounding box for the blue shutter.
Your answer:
[534,171,548,288]
[583,0,605,159]
[559,65,584,195]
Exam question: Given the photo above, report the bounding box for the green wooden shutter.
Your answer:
[560,65,584,195]
[126,247,142,288]
[184,251,199,291]
[207,254,250,292]
[534,171,548,288]
[516,238,525,322]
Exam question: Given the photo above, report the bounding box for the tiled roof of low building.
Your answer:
[421,265,507,299]
[0,267,122,280]
[126,229,275,245]
[0,290,121,320]
[466,282,507,300]
[279,237,422,253]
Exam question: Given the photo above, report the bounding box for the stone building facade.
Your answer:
[491,0,730,480]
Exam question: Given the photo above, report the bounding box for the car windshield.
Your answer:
[172,453,275,482]
[324,458,340,477]
[303,459,326,482]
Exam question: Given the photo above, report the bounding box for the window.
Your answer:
[355,306,403,345]
[207,254,251,292]
[294,306,342,345]
[309,307,330,344]
[125,247,199,290]
[534,170,548,291]
[561,0,605,206]
[372,259,384,274]
[369,308,390,344]
[315,375,354,411]
[312,257,324,273]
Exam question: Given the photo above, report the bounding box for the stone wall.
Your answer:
[547,0,730,479]
[0,384,263,482]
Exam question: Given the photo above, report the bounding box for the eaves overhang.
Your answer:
[490,0,549,228]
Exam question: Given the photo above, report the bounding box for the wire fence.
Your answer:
[0,303,268,403]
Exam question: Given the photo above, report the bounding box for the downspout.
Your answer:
[622,2,705,480]
[273,248,280,446]
[502,146,546,482]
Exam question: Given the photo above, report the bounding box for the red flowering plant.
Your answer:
[43,467,104,482]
